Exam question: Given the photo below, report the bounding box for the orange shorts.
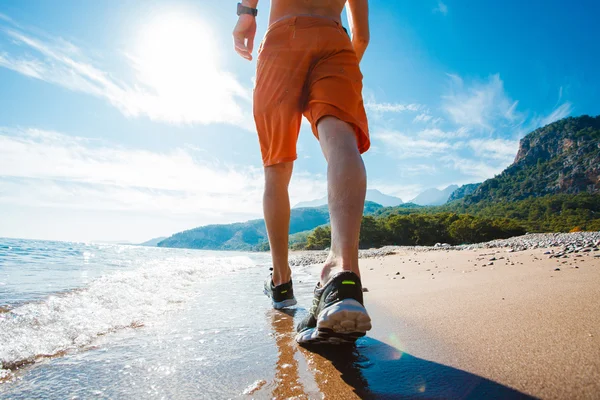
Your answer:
[253,16,370,166]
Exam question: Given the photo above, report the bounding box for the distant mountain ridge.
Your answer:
[154,115,599,250]
[138,237,167,247]
[466,115,600,203]
[157,201,383,250]
[294,189,403,208]
[447,183,481,203]
[409,185,458,206]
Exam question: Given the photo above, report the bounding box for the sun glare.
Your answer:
[129,11,243,124]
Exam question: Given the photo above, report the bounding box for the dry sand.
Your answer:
[359,247,600,399]
[251,246,599,399]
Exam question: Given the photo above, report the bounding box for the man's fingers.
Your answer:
[234,35,253,61]
[234,44,251,60]
[234,34,246,50]
[235,47,252,60]
[247,36,254,55]
[234,43,252,60]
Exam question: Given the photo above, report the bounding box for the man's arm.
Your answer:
[346,0,369,63]
[233,0,259,61]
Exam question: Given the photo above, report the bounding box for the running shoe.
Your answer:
[295,271,372,345]
[264,275,297,309]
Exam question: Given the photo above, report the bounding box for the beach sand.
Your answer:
[249,246,600,399]
[315,247,599,399]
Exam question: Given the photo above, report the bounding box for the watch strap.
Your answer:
[237,3,258,17]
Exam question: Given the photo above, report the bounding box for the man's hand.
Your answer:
[346,0,369,63]
[233,14,257,61]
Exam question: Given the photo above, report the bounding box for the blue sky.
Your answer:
[0,0,598,242]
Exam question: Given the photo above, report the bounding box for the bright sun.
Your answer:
[130,11,237,123]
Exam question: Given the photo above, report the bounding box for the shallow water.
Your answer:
[0,238,286,395]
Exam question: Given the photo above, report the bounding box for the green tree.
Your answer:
[306,226,331,250]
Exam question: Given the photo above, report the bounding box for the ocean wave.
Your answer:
[0,255,256,377]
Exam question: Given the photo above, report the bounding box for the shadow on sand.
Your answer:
[305,338,537,400]
[268,309,537,400]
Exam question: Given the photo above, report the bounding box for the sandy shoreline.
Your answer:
[262,233,598,399]
[1,234,598,398]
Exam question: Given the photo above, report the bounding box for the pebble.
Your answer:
[458,232,600,253]
[288,232,600,267]
[554,268,561,271]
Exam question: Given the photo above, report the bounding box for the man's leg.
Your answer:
[317,116,367,285]
[295,115,371,344]
[264,161,294,286]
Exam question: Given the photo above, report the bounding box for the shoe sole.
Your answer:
[264,288,297,309]
[272,298,297,310]
[295,299,372,345]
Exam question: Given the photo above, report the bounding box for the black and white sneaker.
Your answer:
[295,271,371,345]
[264,276,297,309]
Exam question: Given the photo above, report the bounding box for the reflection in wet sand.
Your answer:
[258,309,535,399]
[268,309,307,399]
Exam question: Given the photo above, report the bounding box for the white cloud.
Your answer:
[374,130,460,159]
[365,102,422,113]
[413,113,433,123]
[434,1,449,15]
[515,100,573,138]
[418,127,470,139]
[557,86,563,103]
[0,128,326,215]
[442,74,522,131]
[0,15,252,128]
[398,163,438,177]
[468,138,519,161]
[440,155,507,180]
[540,102,572,126]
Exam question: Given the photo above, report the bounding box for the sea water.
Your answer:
[0,238,318,398]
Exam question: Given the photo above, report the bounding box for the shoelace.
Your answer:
[309,290,321,316]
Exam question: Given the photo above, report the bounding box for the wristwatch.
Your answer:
[237,3,258,17]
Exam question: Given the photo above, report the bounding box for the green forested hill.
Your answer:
[300,116,600,249]
[157,201,383,250]
[466,115,600,203]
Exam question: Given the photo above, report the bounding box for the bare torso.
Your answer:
[269,0,346,25]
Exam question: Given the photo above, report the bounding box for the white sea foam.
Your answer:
[242,379,267,395]
[0,255,256,375]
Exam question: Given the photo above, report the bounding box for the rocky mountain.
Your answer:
[447,183,481,203]
[157,201,383,251]
[466,115,600,204]
[364,189,403,207]
[410,185,458,206]
[294,189,402,209]
[293,196,328,209]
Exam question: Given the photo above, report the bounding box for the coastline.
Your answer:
[289,231,600,399]
[1,232,598,398]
